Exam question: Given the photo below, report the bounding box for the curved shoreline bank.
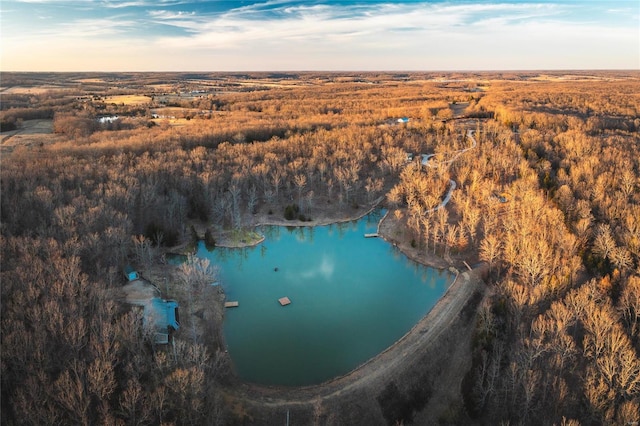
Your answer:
[207,197,451,272]
[222,263,485,413]
[214,196,386,248]
[249,196,384,229]
[171,200,484,422]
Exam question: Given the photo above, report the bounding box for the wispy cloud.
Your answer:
[10,0,190,4]
[2,1,638,71]
[152,2,566,49]
[58,17,138,38]
[148,10,196,19]
[100,0,198,8]
[297,255,335,281]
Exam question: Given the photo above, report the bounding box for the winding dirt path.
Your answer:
[423,129,476,213]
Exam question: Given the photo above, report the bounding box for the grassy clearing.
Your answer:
[1,119,54,144]
[1,86,67,94]
[228,228,263,246]
[151,117,200,128]
[105,95,152,105]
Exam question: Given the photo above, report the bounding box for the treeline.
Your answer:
[456,81,640,425]
[384,78,639,424]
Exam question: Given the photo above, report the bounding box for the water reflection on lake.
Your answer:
[194,210,453,386]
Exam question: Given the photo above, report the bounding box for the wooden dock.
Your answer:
[224,301,239,308]
[364,233,379,238]
[278,297,291,306]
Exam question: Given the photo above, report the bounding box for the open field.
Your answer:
[0,85,69,94]
[104,94,153,105]
[1,118,53,138]
[0,119,58,154]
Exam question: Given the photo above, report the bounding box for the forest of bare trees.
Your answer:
[1,72,639,425]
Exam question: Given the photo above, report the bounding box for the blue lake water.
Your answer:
[194,210,453,386]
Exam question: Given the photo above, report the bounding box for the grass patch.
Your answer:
[229,228,262,245]
[104,95,152,105]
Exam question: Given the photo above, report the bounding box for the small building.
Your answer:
[123,265,139,281]
[121,279,180,345]
[146,299,180,344]
[98,115,119,124]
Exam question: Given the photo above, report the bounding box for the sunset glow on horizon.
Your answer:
[1,0,638,72]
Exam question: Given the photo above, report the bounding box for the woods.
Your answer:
[1,71,639,425]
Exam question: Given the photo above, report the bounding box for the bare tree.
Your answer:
[619,275,640,337]
[593,224,616,261]
[480,233,502,274]
[229,182,242,229]
[247,184,258,215]
[294,173,307,207]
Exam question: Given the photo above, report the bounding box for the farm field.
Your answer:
[104,94,153,105]
[0,119,58,154]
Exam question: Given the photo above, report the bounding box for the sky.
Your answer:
[1,0,639,71]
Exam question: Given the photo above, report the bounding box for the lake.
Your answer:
[194,210,453,386]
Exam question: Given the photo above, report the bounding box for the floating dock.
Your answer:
[278,297,291,306]
[364,233,379,238]
[224,301,239,308]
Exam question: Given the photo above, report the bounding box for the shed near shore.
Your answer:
[278,297,291,306]
[123,265,139,281]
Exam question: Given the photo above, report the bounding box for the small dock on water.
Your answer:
[225,301,239,308]
[364,233,379,238]
[278,297,291,306]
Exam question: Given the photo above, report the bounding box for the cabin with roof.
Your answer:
[145,299,180,344]
[121,278,180,344]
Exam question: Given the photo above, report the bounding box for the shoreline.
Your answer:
[201,196,451,272]
[204,204,483,399]
[247,195,385,229]
[222,263,486,412]
[239,268,461,392]
[166,198,482,418]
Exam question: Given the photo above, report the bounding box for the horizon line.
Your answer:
[3,68,639,74]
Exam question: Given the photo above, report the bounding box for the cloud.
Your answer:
[101,0,199,8]
[9,0,190,4]
[151,2,567,50]
[148,10,196,19]
[2,1,638,71]
[298,255,335,281]
[60,17,138,37]
[148,9,202,32]
[9,15,138,40]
